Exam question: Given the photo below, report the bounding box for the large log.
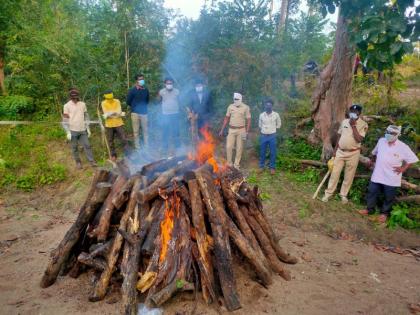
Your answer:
[240,205,291,281]
[137,236,162,293]
[142,203,165,255]
[90,178,140,302]
[396,195,420,204]
[187,177,216,304]
[120,197,142,315]
[40,169,110,288]
[112,176,137,209]
[226,217,273,286]
[195,169,241,311]
[95,175,128,242]
[137,160,195,204]
[140,155,187,177]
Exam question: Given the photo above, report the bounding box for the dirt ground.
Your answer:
[1,166,420,315]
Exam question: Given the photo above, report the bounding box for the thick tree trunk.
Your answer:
[310,11,355,160]
[278,0,288,31]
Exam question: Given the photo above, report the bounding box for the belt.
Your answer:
[229,125,245,129]
[261,132,276,136]
[339,147,360,152]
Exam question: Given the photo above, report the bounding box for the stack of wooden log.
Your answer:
[40,156,297,314]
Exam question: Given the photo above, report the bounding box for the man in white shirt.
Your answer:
[258,99,281,174]
[158,77,180,155]
[359,125,418,223]
[63,89,96,169]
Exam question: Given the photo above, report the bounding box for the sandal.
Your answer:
[358,209,369,216]
[378,214,387,223]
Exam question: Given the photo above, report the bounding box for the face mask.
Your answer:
[265,104,273,113]
[349,112,358,119]
[234,100,241,106]
[166,84,173,91]
[139,79,145,86]
[385,133,397,142]
[195,86,203,93]
[104,93,113,100]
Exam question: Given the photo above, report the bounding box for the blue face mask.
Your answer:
[139,79,145,86]
[385,133,397,142]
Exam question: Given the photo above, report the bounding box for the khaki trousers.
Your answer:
[324,149,360,198]
[131,113,148,148]
[226,128,245,168]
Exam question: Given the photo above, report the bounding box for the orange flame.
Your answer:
[195,125,219,173]
[159,194,180,263]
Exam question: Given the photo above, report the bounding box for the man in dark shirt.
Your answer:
[127,73,150,149]
[187,78,213,130]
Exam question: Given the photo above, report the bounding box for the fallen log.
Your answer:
[195,169,241,311]
[140,155,187,177]
[40,168,110,288]
[137,160,195,204]
[396,195,420,204]
[112,177,137,209]
[90,178,141,302]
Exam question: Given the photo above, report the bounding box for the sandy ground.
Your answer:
[1,174,420,315]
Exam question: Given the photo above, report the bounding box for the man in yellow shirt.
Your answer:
[219,93,251,169]
[101,90,130,160]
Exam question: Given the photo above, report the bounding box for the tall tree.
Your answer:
[310,0,419,160]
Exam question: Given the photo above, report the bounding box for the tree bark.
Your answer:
[195,169,241,311]
[40,169,110,288]
[278,0,288,32]
[90,178,140,302]
[187,178,216,304]
[310,11,355,160]
[0,54,6,95]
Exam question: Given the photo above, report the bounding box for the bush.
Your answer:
[0,95,34,119]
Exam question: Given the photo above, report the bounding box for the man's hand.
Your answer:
[349,119,356,126]
[218,129,224,137]
[87,128,91,138]
[393,166,406,174]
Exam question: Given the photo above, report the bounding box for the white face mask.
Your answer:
[166,84,173,91]
[385,133,398,142]
[234,99,241,106]
[195,85,203,93]
[349,112,358,119]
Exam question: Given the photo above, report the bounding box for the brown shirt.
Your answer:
[226,103,251,128]
[338,118,368,150]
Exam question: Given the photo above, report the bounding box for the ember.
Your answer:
[40,153,297,314]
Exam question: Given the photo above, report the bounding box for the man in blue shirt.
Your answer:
[127,74,150,149]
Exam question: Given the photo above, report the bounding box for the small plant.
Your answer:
[387,203,419,230]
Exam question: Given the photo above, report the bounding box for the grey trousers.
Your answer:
[70,130,94,163]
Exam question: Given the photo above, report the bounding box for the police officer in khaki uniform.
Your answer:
[322,104,368,204]
[219,93,251,169]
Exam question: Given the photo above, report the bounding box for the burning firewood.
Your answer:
[40,129,298,313]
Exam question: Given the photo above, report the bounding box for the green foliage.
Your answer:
[0,95,34,119]
[313,0,419,71]
[388,203,420,230]
[0,124,68,191]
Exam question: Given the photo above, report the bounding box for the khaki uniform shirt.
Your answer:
[63,101,87,132]
[226,103,251,128]
[338,118,368,151]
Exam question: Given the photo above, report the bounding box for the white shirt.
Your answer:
[259,111,281,135]
[371,138,419,187]
[159,88,180,115]
[63,101,87,132]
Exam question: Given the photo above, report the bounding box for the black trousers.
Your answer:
[106,126,130,158]
[366,181,398,215]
